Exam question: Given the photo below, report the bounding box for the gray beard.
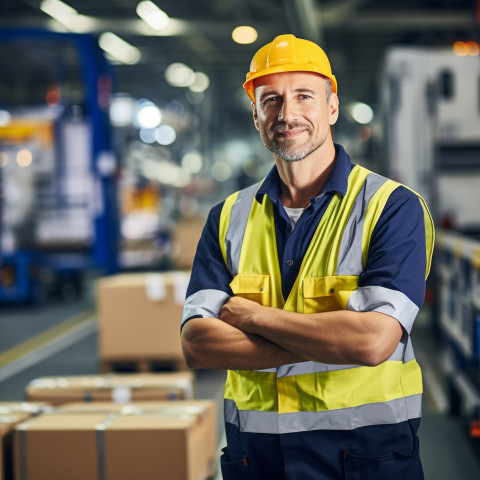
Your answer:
[260,128,329,163]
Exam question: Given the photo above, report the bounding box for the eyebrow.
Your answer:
[259,87,317,102]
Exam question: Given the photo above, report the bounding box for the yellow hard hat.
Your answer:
[243,34,337,102]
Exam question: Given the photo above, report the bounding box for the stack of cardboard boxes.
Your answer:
[4,372,217,480]
[2,261,221,480]
[13,399,216,480]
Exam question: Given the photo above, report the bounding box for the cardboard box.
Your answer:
[97,272,190,361]
[60,400,217,478]
[14,400,217,480]
[0,403,49,480]
[25,372,195,406]
[172,218,205,270]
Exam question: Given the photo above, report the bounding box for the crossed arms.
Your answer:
[181,296,403,371]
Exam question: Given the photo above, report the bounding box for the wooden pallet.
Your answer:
[100,357,189,374]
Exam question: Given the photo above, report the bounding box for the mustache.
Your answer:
[270,122,309,134]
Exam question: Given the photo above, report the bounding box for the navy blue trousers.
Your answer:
[221,419,424,480]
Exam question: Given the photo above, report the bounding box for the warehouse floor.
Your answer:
[1,283,479,480]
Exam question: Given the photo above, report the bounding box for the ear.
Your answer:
[252,101,260,131]
[328,93,339,125]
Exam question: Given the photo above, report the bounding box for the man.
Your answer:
[181,34,434,480]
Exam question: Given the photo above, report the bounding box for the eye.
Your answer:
[263,96,279,105]
[299,94,312,100]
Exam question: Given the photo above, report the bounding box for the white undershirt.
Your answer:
[283,206,305,229]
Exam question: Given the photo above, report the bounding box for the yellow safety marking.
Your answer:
[472,249,480,270]
[0,310,95,368]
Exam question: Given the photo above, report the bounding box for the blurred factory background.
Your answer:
[0,0,480,479]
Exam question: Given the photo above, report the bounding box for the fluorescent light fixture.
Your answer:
[232,26,258,44]
[40,0,77,22]
[40,0,93,32]
[136,1,169,30]
[99,32,141,65]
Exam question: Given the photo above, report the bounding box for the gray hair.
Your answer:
[326,79,332,101]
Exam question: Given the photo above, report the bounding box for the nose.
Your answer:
[278,97,296,122]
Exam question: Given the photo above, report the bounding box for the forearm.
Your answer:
[220,298,403,366]
[181,316,305,370]
[249,307,402,366]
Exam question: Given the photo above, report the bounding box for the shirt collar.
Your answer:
[255,143,352,205]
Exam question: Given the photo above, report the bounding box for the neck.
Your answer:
[275,140,337,208]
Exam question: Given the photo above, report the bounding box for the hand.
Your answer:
[219,296,263,334]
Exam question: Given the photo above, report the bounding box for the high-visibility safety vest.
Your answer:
[218,164,434,435]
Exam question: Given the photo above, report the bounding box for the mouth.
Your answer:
[272,125,308,139]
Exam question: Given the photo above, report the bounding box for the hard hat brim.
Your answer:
[243,66,338,102]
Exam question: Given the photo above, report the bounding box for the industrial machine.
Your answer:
[0,29,119,303]
[380,46,480,440]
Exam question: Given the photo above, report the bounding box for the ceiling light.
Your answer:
[232,26,258,45]
[40,0,92,32]
[40,0,77,23]
[181,152,203,174]
[156,125,176,145]
[453,41,468,56]
[466,41,480,56]
[165,63,195,87]
[350,102,374,125]
[139,128,157,143]
[110,96,136,127]
[453,41,480,57]
[99,32,141,65]
[211,161,233,182]
[136,1,169,30]
[189,72,210,93]
[17,149,33,168]
[137,102,162,128]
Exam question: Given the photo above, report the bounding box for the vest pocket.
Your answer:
[230,274,270,307]
[303,276,358,313]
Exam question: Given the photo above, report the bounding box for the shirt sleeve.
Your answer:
[347,186,428,333]
[181,201,233,329]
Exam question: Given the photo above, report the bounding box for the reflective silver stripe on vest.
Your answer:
[225,181,261,276]
[403,337,416,363]
[274,340,409,377]
[336,172,389,276]
[347,285,419,334]
[276,361,361,377]
[182,289,231,324]
[224,394,422,434]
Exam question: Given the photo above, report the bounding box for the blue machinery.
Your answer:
[436,230,480,437]
[0,29,119,302]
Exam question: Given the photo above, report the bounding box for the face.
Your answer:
[252,72,339,163]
